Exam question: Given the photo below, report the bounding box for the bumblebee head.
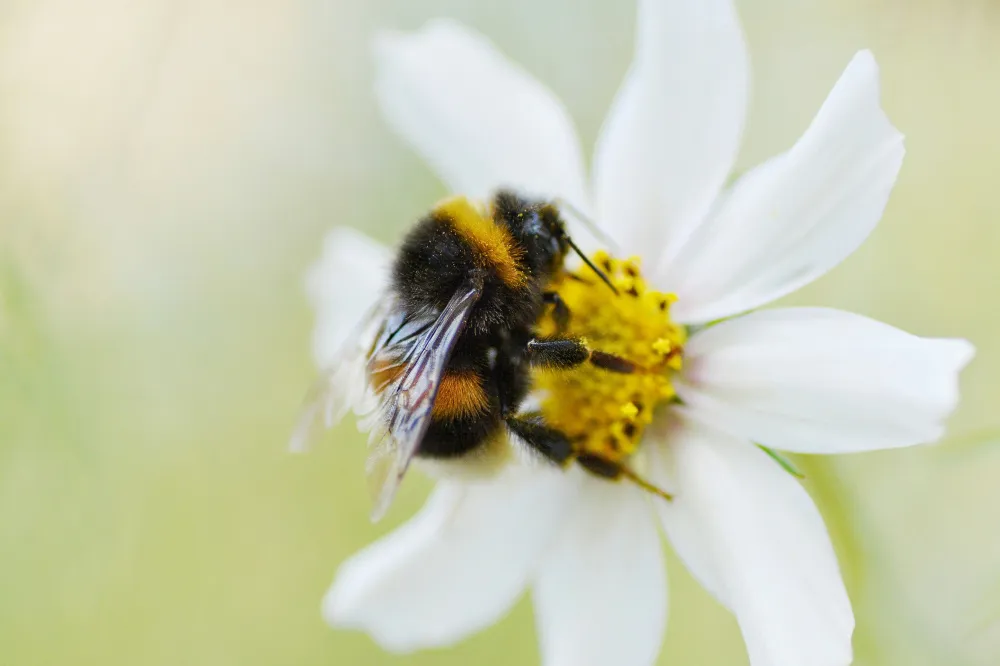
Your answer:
[521,202,571,277]
[493,190,618,293]
[492,191,568,279]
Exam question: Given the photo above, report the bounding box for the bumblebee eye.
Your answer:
[549,235,561,256]
[523,216,544,237]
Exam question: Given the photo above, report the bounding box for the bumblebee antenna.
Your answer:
[565,235,618,295]
[618,465,674,502]
[553,197,620,254]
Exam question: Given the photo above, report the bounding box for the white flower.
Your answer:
[307,1,975,665]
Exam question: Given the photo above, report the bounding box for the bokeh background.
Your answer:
[1,0,998,664]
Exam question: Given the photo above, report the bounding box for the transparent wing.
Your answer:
[367,275,484,521]
[289,296,395,453]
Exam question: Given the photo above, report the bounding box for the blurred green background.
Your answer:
[1,0,998,664]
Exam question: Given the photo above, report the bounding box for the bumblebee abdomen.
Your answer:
[431,370,491,420]
[419,412,503,458]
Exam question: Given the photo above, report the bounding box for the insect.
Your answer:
[295,190,672,520]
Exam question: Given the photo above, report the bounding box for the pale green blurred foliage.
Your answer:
[0,0,998,664]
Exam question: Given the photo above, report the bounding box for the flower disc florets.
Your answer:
[534,251,686,464]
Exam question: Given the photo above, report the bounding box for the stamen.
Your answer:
[534,252,687,484]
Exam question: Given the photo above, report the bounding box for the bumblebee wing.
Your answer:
[366,275,484,521]
[289,295,395,453]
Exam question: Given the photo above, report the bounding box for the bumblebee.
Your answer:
[297,190,671,520]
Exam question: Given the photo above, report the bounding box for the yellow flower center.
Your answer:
[534,251,686,465]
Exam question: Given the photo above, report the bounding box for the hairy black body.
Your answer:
[386,191,567,459]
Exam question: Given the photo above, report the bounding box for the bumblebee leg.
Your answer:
[526,338,637,374]
[577,454,674,501]
[525,338,588,369]
[542,291,571,331]
[505,413,573,465]
[490,334,531,417]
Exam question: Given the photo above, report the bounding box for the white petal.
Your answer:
[374,19,589,210]
[650,418,853,666]
[324,464,578,653]
[677,308,975,454]
[532,472,666,666]
[290,228,392,452]
[593,0,748,261]
[663,51,905,323]
[641,422,729,607]
[307,227,392,367]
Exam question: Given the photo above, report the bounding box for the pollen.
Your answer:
[533,251,686,465]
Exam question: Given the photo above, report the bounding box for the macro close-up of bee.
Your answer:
[295,190,680,520]
[6,1,1000,664]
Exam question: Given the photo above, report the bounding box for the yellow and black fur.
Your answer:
[296,190,674,520]
[385,190,575,461]
[363,187,673,520]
